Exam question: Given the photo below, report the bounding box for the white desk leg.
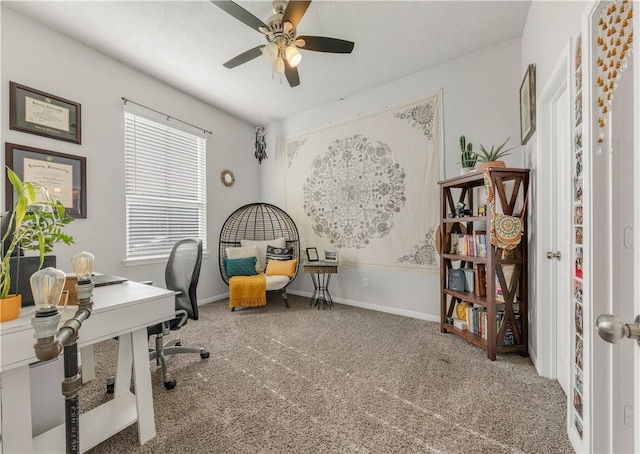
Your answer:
[131,328,156,444]
[114,333,133,397]
[80,345,95,384]
[1,365,33,453]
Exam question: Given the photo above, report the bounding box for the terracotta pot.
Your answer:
[478,160,506,171]
[1,294,22,322]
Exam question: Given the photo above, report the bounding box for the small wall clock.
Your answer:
[220,169,235,187]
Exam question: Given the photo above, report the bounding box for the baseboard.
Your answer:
[199,293,228,306]
[200,290,438,322]
[287,290,439,322]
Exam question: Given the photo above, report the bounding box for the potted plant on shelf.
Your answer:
[1,167,74,321]
[477,137,517,171]
[459,135,477,174]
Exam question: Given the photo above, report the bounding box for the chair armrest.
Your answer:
[174,309,188,328]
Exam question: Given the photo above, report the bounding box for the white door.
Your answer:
[553,86,572,395]
[592,7,638,453]
[609,59,635,453]
[537,46,572,393]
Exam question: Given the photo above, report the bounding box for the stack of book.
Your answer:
[464,304,522,346]
[455,231,487,257]
[495,265,515,302]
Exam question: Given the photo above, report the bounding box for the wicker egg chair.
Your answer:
[219,203,300,308]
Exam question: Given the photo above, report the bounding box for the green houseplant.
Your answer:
[459,135,477,173]
[477,137,517,170]
[1,167,74,304]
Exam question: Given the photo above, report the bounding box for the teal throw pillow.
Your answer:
[225,256,258,278]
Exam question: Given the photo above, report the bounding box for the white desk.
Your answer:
[0,280,175,453]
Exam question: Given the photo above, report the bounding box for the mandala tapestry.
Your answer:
[285,90,443,271]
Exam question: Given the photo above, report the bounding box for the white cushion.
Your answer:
[226,246,260,273]
[265,275,290,291]
[240,237,286,272]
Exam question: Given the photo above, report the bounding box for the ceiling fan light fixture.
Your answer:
[274,56,285,74]
[283,21,293,34]
[285,45,302,67]
[262,42,279,62]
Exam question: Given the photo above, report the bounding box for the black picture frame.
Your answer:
[10,82,81,144]
[5,143,87,218]
[519,64,536,145]
[306,247,319,262]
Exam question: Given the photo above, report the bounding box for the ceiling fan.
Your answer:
[211,0,355,87]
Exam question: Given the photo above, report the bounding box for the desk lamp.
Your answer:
[30,251,95,454]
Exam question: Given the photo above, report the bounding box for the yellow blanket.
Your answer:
[229,274,266,308]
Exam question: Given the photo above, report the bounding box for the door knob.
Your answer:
[596,314,640,345]
[547,251,561,259]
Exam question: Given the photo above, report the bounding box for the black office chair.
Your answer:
[148,238,209,390]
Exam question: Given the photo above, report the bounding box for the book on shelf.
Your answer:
[474,264,487,297]
[465,304,522,345]
[495,265,515,302]
[463,268,475,292]
[454,232,487,257]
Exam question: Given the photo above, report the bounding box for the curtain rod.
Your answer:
[121,97,212,135]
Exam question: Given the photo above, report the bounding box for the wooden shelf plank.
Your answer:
[442,253,488,263]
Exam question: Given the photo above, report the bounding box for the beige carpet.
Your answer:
[82,294,573,453]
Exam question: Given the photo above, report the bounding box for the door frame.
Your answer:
[535,43,571,380]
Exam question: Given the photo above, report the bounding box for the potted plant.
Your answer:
[459,135,477,174]
[477,137,517,171]
[1,167,74,321]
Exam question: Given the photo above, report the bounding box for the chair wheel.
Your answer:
[164,379,177,390]
[201,351,210,359]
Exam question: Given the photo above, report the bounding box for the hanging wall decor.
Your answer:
[594,0,633,149]
[255,125,267,164]
[285,90,443,271]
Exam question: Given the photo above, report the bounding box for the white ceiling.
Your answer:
[4,0,531,125]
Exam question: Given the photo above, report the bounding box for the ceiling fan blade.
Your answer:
[211,0,268,33]
[284,61,300,87]
[296,36,355,53]
[282,0,311,30]
[223,45,264,68]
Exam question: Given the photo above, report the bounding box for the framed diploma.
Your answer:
[5,143,87,218]
[10,82,81,144]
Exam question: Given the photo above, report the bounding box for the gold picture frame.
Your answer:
[519,64,536,145]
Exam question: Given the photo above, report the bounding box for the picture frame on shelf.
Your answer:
[10,82,81,144]
[306,247,319,262]
[324,250,338,262]
[519,64,536,145]
[5,143,87,218]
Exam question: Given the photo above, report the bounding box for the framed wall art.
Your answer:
[5,143,87,218]
[519,64,536,145]
[10,82,81,144]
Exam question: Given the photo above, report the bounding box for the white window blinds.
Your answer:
[124,111,206,259]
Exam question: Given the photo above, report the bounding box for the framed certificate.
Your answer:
[5,143,87,218]
[10,82,81,144]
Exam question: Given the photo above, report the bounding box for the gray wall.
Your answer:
[1,7,259,301]
[261,39,523,320]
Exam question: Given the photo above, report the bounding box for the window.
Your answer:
[124,110,206,260]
